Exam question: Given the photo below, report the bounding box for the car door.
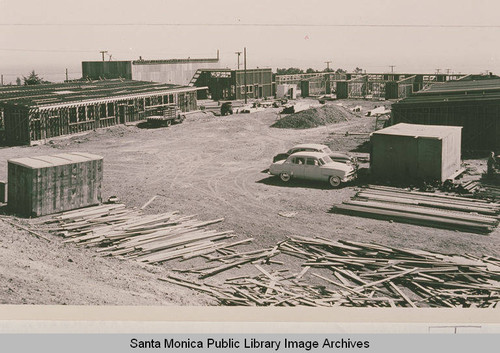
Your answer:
[289,156,305,178]
[304,157,323,181]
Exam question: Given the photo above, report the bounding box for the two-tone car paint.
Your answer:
[269,151,356,187]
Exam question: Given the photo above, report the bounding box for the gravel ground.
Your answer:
[0,98,498,305]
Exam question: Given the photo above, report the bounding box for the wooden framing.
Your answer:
[0,80,203,146]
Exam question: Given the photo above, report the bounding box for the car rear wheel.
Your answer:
[329,176,341,188]
[280,172,291,182]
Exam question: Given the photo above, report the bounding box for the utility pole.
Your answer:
[244,47,247,104]
[235,51,242,70]
[1,74,3,86]
[100,50,108,62]
[325,61,332,71]
[389,65,395,73]
[435,68,441,74]
[65,68,68,82]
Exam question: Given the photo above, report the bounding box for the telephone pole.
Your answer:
[389,65,395,73]
[100,50,108,62]
[435,69,441,74]
[324,61,332,71]
[1,74,3,86]
[244,47,247,104]
[235,51,242,70]
[65,68,68,82]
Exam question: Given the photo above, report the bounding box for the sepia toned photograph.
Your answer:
[0,0,499,317]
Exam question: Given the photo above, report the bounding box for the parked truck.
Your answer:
[147,106,185,127]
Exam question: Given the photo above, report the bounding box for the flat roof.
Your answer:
[82,57,220,66]
[419,78,500,95]
[199,68,272,72]
[8,152,103,169]
[373,123,462,138]
[0,79,203,108]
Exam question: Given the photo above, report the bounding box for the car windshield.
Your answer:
[322,147,333,154]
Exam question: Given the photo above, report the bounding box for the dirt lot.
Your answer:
[0,98,498,305]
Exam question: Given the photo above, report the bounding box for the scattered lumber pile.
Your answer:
[331,185,500,234]
[458,180,480,194]
[174,245,281,279]
[163,265,333,306]
[475,182,500,201]
[44,203,251,264]
[279,236,500,308]
[162,237,500,307]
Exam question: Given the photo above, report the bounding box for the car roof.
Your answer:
[288,151,329,158]
[290,143,328,150]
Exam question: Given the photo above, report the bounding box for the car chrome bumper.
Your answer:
[342,172,357,182]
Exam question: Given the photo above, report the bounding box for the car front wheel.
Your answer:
[329,176,341,188]
[280,172,291,182]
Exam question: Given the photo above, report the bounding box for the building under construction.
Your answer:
[277,72,467,99]
[192,68,274,100]
[82,52,220,86]
[0,80,205,146]
[391,77,500,151]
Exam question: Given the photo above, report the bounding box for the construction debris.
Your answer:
[475,182,500,201]
[331,185,500,234]
[43,203,251,264]
[162,236,500,308]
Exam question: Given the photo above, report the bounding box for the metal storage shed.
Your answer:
[370,123,462,182]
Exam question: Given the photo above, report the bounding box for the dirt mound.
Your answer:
[272,105,353,129]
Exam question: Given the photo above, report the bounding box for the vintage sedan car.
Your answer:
[269,151,356,187]
[272,143,358,168]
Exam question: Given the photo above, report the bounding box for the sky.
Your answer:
[1,0,500,83]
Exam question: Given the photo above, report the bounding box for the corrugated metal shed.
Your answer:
[370,123,462,182]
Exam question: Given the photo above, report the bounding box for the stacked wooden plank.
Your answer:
[460,180,480,194]
[161,236,500,307]
[475,182,500,201]
[331,185,500,234]
[44,203,250,264]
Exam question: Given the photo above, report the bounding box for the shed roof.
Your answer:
[8,152,103,169]
[372,123,462,139]
[0,79,202,108]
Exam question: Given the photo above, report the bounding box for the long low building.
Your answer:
[391,77,500,151]
[0,79,205,146]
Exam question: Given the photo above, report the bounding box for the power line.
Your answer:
[0,23,499,28]
[0,48,97,53]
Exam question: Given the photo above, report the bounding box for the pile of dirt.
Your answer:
[272,105,353,129]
